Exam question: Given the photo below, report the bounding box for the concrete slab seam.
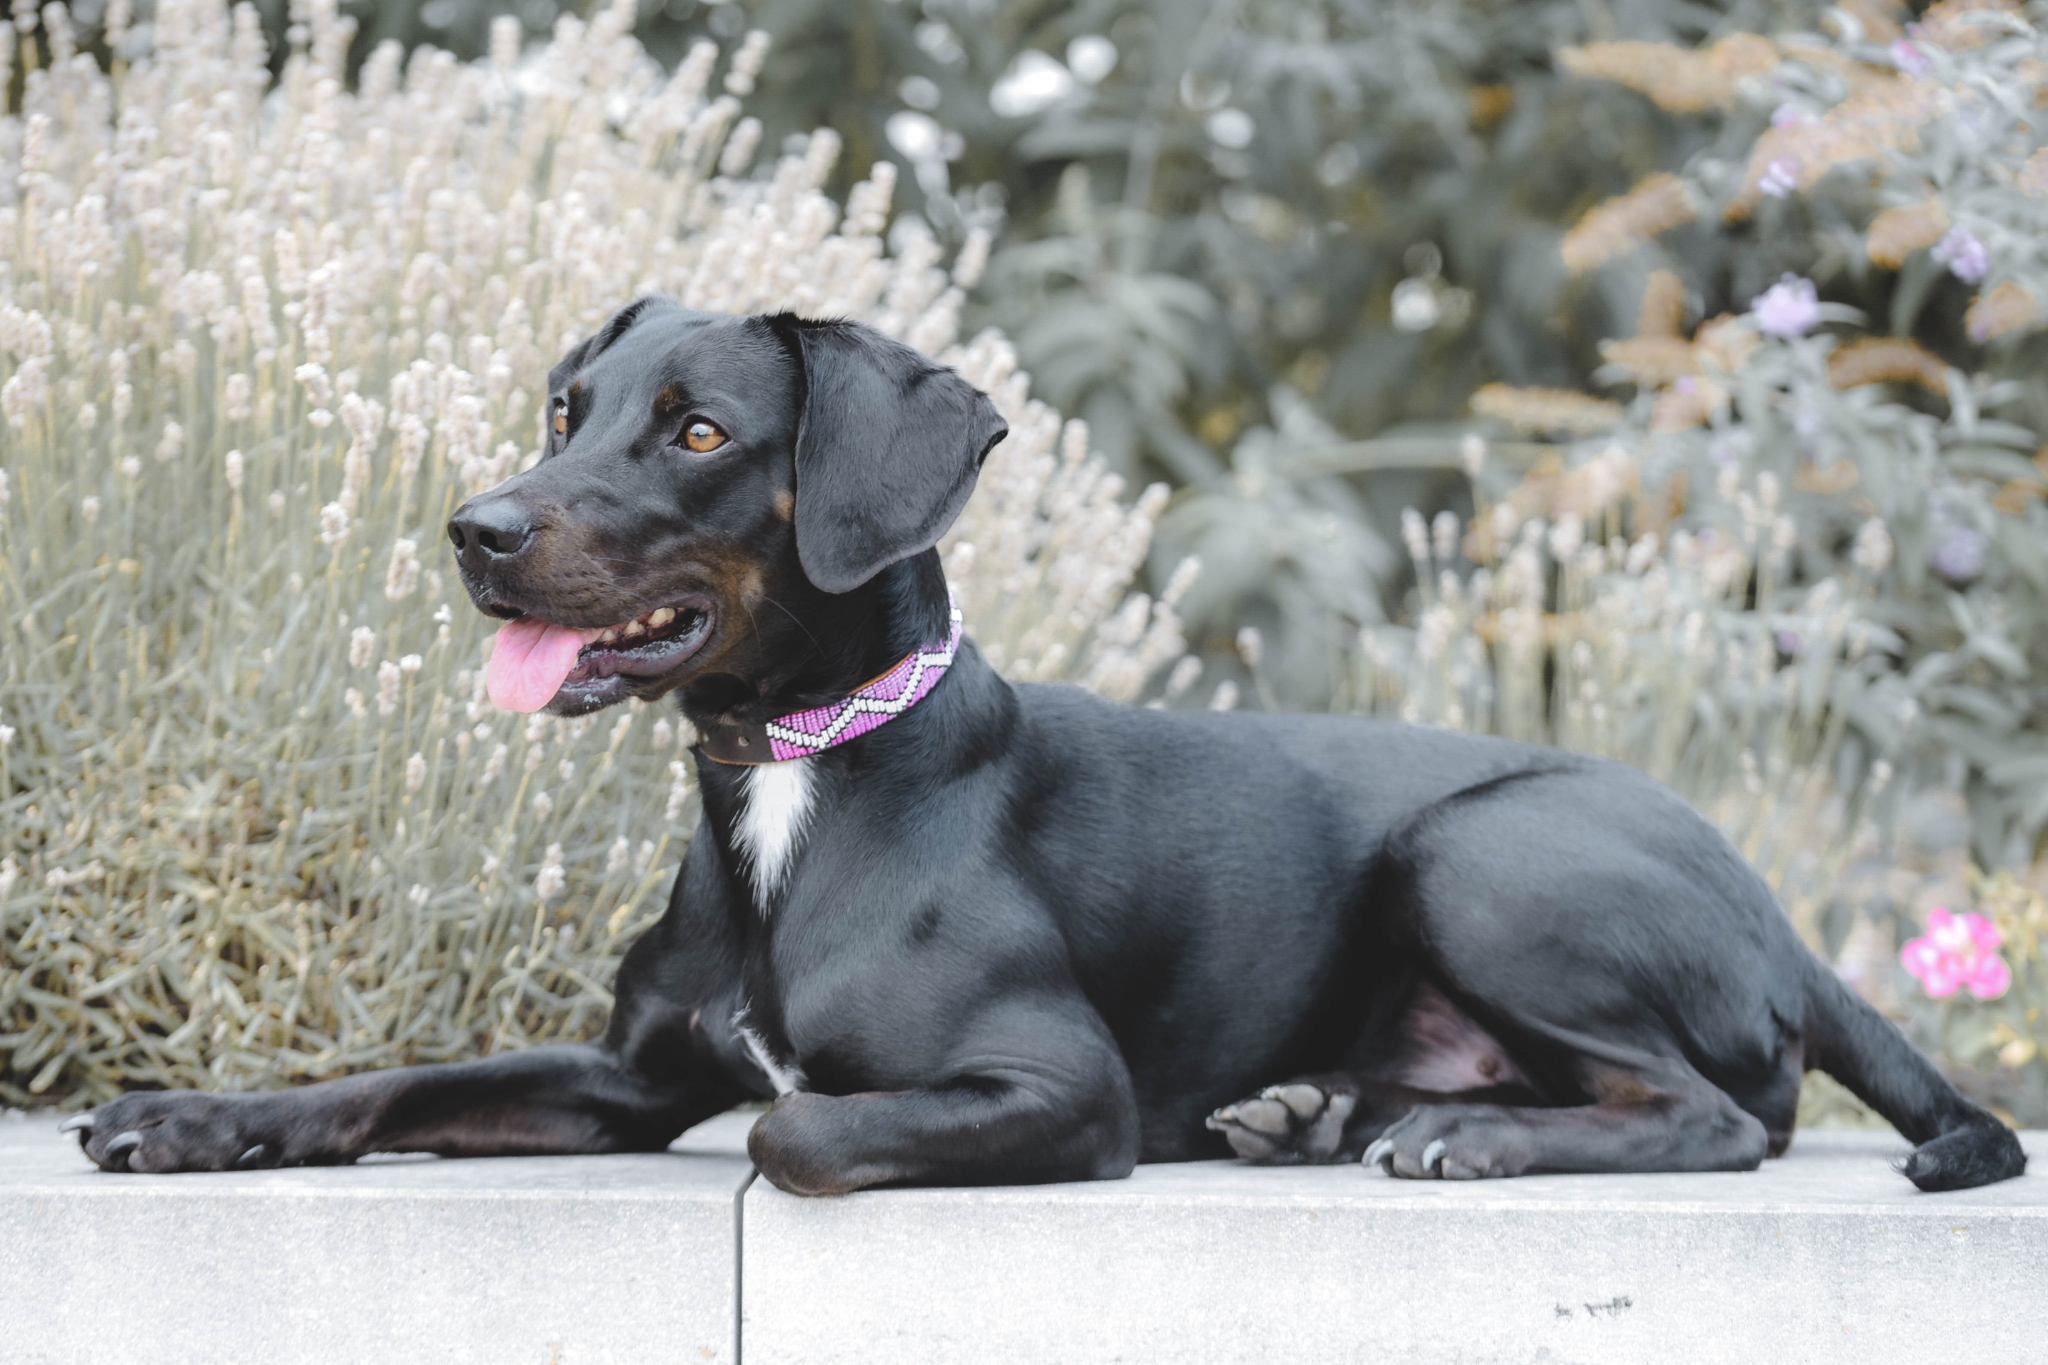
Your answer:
[734,1166,759,1365]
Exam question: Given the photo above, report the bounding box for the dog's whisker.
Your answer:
[757,594,827,660]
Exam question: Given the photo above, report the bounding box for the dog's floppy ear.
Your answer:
[770,316,1008,594]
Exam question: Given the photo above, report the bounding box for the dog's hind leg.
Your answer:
[1343,764,1847,1181]
[1359,1041,1771,1179]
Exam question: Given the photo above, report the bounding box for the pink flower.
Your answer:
[1752,274,1820,338]
[1901,907,2011,1001]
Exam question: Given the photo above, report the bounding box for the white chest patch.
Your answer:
[733,760,815,910]
[734,1011,807,1097]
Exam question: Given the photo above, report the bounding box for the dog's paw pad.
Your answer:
[1231,1097,1293,1137]
[1208,1081,1357,1164]
[1266,1084,1328,1120]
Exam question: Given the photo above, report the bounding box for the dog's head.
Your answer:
[448,299,1006,718]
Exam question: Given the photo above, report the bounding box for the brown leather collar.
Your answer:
[695,717,779,766]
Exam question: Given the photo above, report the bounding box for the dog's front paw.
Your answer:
[1360,1104,1524,1180]
[747,1094,875,1197]
[1207,1081,1357,1164]
[63,1092,281,1174]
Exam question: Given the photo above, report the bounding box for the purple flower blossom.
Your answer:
[1930,525,1988,582]
[1758,158,1800,198]
[1776,628,1804,657]
[1890,39,1931,77]
[1932,227,1989,284]
[1752,274,1820,338]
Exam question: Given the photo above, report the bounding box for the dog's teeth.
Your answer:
[622,620,646,638]
[648,607,676,628]
[599,628,619,644]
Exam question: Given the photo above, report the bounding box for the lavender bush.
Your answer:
[0,1,1188,1104]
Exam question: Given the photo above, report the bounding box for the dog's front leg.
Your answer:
[69,1040,743,1173]
[745,998,1142,1196]
[748,1070,1139,1196]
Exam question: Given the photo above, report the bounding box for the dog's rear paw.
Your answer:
[1207,1081,1357,1163]
[1360,1104,1520,1180]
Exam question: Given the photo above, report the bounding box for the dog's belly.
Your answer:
[1373,980,1531,1093]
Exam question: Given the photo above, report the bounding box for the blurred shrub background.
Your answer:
[3,0,2045,1123]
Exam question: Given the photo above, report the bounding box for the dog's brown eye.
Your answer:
[552,399,568,437]
[683,420,727,453]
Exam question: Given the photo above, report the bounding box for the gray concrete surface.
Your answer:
[8,1110,2046,1365]
[743,1129,2048,1365]
[1,1108,757,1365]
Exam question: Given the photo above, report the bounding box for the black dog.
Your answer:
[66,300,2025,1195]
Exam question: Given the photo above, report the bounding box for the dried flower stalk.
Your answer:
[1561,174,1699,274]
[1826,337,1951,394]
[1557,35,1778,114]
[1866,201,1952,268]
[1471,383,1625,436]
[1965,281,2045,343]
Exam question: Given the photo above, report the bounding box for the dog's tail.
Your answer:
[1804,961,2026,1189]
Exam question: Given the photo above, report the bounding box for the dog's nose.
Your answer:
[448,497,535,571]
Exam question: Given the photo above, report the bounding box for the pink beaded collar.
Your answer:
[696,599,963,766]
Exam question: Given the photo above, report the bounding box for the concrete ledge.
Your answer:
[743,1130,2048,1365]
[1,1111,756,1365]
[8,1116,2046,1365]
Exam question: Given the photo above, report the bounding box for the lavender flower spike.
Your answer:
[1752,274,1820,339]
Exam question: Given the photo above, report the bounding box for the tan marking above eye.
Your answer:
[683,419,727,453]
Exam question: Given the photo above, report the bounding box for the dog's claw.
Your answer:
[235,1144,274,1170]
[1205,1106,1238,1130]
[57,1113,94,1136]
[1362,1137,1393,1171]
[102,1130,143,1169]
[1421,1138,1447,1173]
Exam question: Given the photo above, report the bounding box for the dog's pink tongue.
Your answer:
[487,618,595,712]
